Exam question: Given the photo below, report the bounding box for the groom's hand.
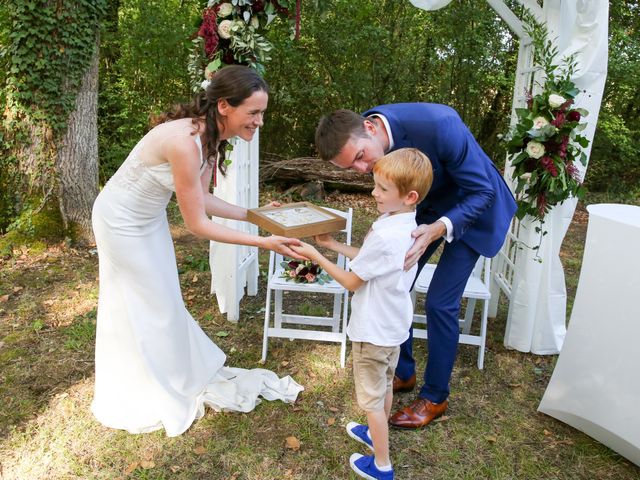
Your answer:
[404,221,446,270]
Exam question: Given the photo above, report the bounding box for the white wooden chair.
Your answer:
[262,207,353,368]
[411,256,492,369]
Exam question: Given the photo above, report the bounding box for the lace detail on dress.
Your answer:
[107,155,147,190]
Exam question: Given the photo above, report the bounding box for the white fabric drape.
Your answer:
[504,0,608,353]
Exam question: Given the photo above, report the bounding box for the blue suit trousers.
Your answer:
[395,239,480,404]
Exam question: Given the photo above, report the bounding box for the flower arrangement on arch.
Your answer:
[504,18,590,223]
[280,259,332,285]
[188,0,300,91]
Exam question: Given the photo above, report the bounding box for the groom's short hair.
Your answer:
[315,109,367,161]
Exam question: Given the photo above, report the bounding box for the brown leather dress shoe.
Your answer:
[389,397,448,429]
[392,374,416,393]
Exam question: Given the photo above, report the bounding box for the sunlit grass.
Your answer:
[1,193,639,479]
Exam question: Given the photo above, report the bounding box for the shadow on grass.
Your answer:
[1,195,639,479]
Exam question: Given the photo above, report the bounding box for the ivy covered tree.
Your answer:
[1,0,106,244]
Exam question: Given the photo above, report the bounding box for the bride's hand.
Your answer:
[263,200,282,208]
[262,235,305,259]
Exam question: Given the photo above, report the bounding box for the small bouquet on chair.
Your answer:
[280,259,332,285]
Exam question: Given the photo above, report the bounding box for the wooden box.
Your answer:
[247,202,346,238]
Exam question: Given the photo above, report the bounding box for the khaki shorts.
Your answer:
[352,341,400,412]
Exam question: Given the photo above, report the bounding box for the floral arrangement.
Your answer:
[280,259,332,285]
[188,0,300,91]
[504,18,590,223]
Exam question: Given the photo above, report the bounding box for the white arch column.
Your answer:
[209,134,260,322]
[409,0,608,354]
[497,0,609,354]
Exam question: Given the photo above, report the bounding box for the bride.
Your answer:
[91,65,303,437]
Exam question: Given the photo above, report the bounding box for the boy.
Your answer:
[291,148,433,480]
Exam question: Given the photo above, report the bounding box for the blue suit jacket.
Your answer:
[364,103,516,257]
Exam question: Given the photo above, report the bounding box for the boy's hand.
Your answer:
[290,241,320,262]
[313,233,335,249]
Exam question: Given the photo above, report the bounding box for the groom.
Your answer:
[315,103,516,428]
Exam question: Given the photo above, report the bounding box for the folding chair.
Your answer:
[262,207,353,368]
[411,256,492,369]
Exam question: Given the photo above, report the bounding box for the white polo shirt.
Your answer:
[347,211,418,347]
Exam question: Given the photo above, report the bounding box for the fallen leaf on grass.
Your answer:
[140,460,155,469]
[328,406,339,413]
[327,417,336,426]
[170,465,180,473]
[281,360,289,367]
[555,439,574,445]
[13,286,23,293]
[544,429,553,436]
[215,331,229,337]
[194,446,206,455]
[508,383,522,388]
[485,435,497,443]
[285,436,301,451]
[433,415,450,423]
[0,295,10,303]
[124,462,138,474]
[192,275,199,283]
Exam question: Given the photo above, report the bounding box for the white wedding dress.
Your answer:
[91,134,303,437]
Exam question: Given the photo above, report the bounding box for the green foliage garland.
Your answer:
[189,0,299,91]
[503,16,590,223]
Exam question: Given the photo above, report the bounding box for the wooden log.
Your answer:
[259,155,374,192]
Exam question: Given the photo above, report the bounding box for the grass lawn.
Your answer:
[0,190,639,480]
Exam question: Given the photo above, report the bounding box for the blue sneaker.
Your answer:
[346,422,373,451]
[349,453,394,480]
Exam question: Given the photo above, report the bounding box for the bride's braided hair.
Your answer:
[152,65,269,177]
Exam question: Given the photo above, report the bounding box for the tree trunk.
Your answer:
[260,155,374,192]
[56,38,100,245]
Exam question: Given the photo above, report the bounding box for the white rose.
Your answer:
[218,19,233,39]
[526,141,545,159]
[548,94,566,108]
[532,116,549,129]
[201,79,211,90]
[217,3,233,18]
[251,16,259,29]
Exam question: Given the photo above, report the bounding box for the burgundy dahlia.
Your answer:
[567,110,581,122]
[222,49,235,65]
